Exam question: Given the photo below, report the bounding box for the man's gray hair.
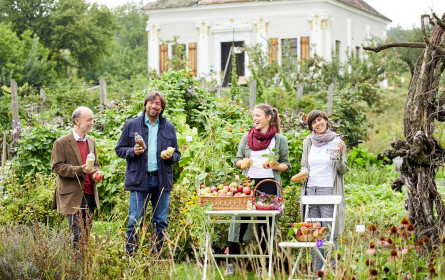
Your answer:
[72,106,92,124]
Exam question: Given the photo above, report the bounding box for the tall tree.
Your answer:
[0,0,117,79]
[101,3,148,81]
[365,13,445,244]
[0,22,55,89]
[387,25,428,75]
[0,0,53,38]
[48,0,117,77]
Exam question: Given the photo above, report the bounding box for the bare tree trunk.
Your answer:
[369,13,445,243]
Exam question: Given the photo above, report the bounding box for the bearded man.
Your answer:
[115,91,181,256]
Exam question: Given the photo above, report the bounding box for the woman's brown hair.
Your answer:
[307,110,330,131]
[254,104,281,133]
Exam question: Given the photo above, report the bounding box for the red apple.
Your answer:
[243,187,251,195]
[237,185,244,193]
[223,185,229,192]
[210,186,218,192]
[93,172,103,182]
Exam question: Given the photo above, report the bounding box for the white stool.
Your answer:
[279,195,342,279]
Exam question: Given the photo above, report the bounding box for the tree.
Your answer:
[0,22,24,85]
[0,0,117,79]
[101,3,148,81]
[48,0,117,78]
[387,25,428,75]
[365,13,445,244]
[0,22,55,90]
[0,0,53,38]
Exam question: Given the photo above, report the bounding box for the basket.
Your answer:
[252,179,283,210]
[296,227,327,242]
[198,195,252,210]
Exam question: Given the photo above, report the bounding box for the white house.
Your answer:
[142,0,390,82]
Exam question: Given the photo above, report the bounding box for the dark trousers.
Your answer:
[67,194,96,251]
[228,178,277,262]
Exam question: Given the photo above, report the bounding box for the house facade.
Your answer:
[142,0,390,81]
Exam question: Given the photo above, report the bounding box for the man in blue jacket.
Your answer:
[115,90,181,256]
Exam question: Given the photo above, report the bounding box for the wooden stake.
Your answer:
[326,83,335,115]
[100,78,107,112]
[11,79,19,125]
[249,79,257,112]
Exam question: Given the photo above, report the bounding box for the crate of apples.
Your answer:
[199,179,253,197]
[198,179,254,210]
[289,222,327,242]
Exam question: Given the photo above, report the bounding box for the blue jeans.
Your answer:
[126,176,171,256]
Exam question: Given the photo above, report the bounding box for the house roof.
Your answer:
[141,0,391,22]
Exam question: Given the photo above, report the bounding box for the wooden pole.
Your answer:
[99,78,107,112]
[1,132,6,184]
[296,83,304,114]
[11,79,19,125]
[326,82,335,115]
[296,84,304,104]
[249,79,257,112]
[40,88,45,114]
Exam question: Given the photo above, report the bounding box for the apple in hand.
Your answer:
[167,147,175,155]
[93,171,103,182]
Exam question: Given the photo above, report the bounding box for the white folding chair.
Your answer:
[279,195,342,280]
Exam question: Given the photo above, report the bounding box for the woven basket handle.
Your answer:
[251,179,283,205]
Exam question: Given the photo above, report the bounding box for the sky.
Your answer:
[88,0,445,29]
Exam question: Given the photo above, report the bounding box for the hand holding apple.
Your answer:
[161,146,175,160]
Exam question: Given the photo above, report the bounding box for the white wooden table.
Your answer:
[202,210,280,280]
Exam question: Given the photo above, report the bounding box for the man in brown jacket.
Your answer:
[51,106,102,250]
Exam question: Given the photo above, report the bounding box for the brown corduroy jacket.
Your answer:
[51,131,100,215]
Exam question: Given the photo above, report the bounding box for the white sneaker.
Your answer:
[224,263,235,276]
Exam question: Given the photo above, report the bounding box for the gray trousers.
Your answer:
[305,187,338,272]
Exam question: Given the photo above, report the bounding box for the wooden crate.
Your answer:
[198,195,252,210]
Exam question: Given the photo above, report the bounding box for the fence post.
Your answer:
[249,79,257,112]
[11,79,19,125]
[296,84,304,104]
[100,78,107,112]
[1,132,6,186]
[216,87,222,98]
[295,83,304,114]
[326,82,335,115]
[40,88,46,114]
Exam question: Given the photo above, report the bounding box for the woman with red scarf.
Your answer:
[225,104,290,276]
